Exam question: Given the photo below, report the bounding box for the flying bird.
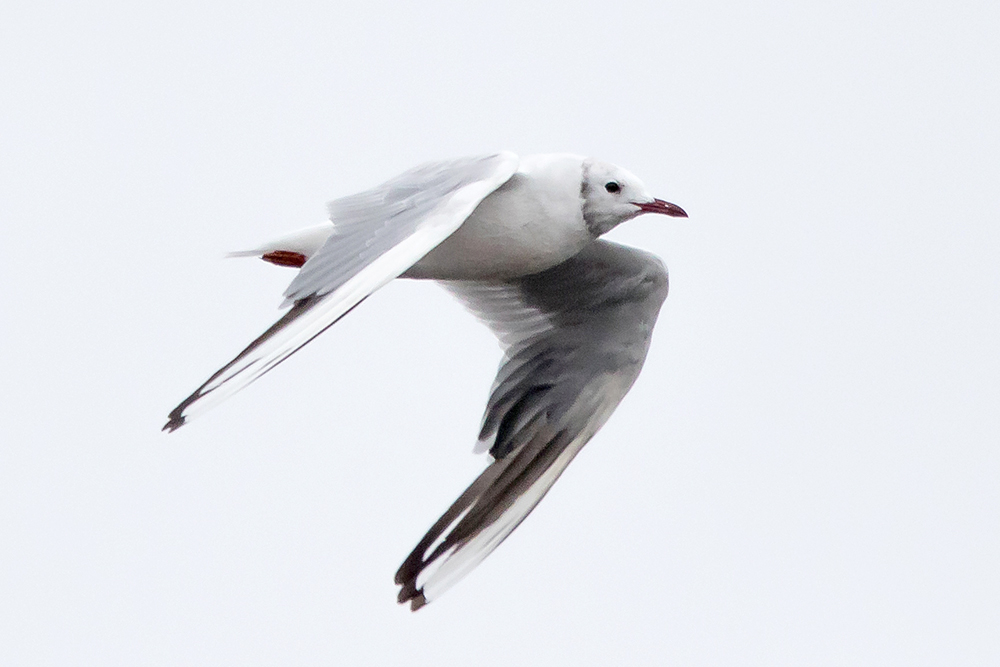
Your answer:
[164,152,687,609]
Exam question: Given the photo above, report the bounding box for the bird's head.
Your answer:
[581,159,687,236]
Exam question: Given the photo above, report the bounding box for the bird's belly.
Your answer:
[404,183,592,281]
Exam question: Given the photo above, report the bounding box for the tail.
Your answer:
[228,222,335,267]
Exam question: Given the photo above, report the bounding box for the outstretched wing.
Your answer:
[395,240,669,609]
[165,153,519,431]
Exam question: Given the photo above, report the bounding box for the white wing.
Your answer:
[395,241,670,609]
[165,153,519,431]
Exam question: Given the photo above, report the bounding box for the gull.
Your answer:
[164,152,688,610]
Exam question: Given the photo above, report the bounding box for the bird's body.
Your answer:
[165,152,687,609]
[406,154,592,279]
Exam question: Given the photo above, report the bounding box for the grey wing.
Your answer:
[395,240,669,609]
[164,152,519,431]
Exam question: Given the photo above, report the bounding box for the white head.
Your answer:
[581,159,687,236]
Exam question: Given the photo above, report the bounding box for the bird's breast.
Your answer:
[405,171,592,281]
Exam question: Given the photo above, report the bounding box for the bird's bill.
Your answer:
[634,199,688,217]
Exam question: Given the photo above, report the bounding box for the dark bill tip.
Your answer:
[634,199,688,218]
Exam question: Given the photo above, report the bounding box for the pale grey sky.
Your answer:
[2,0,998,664]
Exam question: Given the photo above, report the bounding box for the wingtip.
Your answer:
[162,412,187,433]
[396,584,428,611]
[395,570,429,611]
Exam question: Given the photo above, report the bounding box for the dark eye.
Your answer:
[605,181,621,193]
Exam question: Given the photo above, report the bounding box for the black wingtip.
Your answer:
[396,584,427,611]
[163,386,209,433]
[162,413,186,433]
[395,571,429,611]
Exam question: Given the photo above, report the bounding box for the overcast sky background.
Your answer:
[2,0,998,664]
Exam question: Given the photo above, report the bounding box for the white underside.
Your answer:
[406,155,592,280]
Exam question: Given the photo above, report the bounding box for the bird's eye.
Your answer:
[605,182,621,194]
